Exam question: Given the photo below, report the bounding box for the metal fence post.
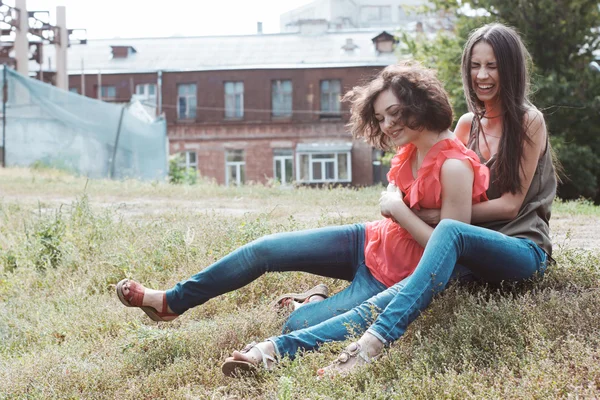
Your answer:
[2,64,7,168]
[109,104,126,178]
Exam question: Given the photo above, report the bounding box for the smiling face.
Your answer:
[470,41,500,104]
[373,89,420,147]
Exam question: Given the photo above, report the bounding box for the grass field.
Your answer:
[1,168,599,399]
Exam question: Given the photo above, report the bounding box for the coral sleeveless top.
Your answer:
[364,138,490,287]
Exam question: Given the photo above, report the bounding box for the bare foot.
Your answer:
[222,341,277,376]
[317,332,384,379]
[231,341,276,368]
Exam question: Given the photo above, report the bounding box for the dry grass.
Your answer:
[0,167,599,399]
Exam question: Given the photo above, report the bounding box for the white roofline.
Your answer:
[81,28,398,42]
[67,62,392,76]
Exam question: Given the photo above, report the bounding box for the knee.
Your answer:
[434,219,467,238]
[246,234,276,260]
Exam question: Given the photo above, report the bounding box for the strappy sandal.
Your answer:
[221,342,277,377]
[271,284,329,309]
[116,278,178,322]
[317,342,376,379]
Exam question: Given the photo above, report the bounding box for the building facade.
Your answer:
[49,26,401,186]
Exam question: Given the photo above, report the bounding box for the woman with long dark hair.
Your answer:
[313,22,558,377]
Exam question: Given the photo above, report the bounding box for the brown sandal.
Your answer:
[271,284,329,309]
[316,342,376,379]
[116,279,178,322]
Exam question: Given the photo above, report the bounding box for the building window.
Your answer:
[320,80,341,117]
[177,83,197,120]
[226,149,245,186]
[398,5,410,23]
[224,81,244,119]
[178,151,197,170]
[360,6,392,24]
[273,149,293,185]
[272,80,292,117]
[97,85,116,100]
[135,83,157,105]
[296,151,351,183]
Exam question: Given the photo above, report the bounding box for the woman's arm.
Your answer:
[454,112,474,145]
[414,109,548,225]
[380,158,474,248]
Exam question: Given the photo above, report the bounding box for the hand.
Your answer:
[379,190,409,222]
[412,208,441,225]
[386,183,399,193]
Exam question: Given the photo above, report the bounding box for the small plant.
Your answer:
[1,250,17,273]
[168,154,198,185]
[30,157,77,175]
[28,213,66,270]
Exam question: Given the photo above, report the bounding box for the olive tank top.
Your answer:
[468,120,557,256]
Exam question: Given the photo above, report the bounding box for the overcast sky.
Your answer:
[7,0,314,39]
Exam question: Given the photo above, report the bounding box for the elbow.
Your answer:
[504,203,520,220]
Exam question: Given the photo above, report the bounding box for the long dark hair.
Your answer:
[461,23,532,195]
[344,62,453,151]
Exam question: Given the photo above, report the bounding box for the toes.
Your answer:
[232,348,259,365]
[231,350,248,362]
[346,342,360,353]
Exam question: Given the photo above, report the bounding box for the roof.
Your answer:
[41,30,402,75]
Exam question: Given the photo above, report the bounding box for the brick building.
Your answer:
[49,24,401,185]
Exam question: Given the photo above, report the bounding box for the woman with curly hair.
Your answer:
[218,62,490,376]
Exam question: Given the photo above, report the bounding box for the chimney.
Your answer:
[257,21,263,34]
[341,38,358,52]
[111,45,136,59]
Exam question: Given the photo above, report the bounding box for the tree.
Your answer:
[403,0,600,200]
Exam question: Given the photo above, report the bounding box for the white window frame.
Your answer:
[134,83,157,105]
[224,81,244,119]
[178,151,197,170]
[320,79,342,116]
[97,85,116,99]
[296,151,352,183]
[272,80,293,117]
[225,150,245,186]
[177,83,197,120]
[360,5,392,24]
[273,154,294,185]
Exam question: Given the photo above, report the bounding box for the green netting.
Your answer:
[0,66,167,180]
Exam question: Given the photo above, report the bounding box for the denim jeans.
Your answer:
[269,219,548,358]
[367,219,548,344]
[165,223,386,319]
[270,276,407,359]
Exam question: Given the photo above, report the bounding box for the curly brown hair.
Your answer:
[344,62,453,150]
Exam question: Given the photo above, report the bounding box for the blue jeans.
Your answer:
[165,223,386,323]
[269,219,548,358]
